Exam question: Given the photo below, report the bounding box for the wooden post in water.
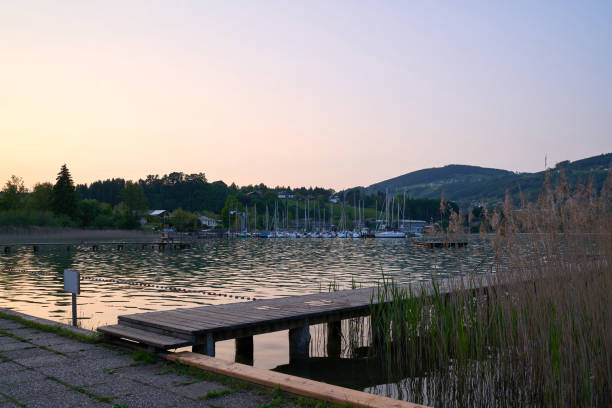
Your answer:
[289,325,310,361]
[64,270,80,327]
[327,321,342,358]
[235,336,254,365]
[71,293,77,326]
[193,333,215,357]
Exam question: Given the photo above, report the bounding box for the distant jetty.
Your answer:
[412,239,468,248]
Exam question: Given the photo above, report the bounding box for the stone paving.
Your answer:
[0,316,305,408]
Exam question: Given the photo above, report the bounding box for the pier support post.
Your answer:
[327,321,342,358]
[71,293,77,327]
[33,245,39,252]
[289,325,310,361]
[235,336,254,365]
[193,333,215,357]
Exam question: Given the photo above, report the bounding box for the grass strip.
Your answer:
[39,345,68,356]
[0,391,27,407]
[0,310,100,343]
[46,375,115,405]
[0,328,29,342]
[201,389,232,399]
[131,349,157,365]
[258,397,284,408]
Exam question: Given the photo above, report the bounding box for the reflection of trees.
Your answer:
[35,248,75,276]
[273,353,416,391]
[0,247,75,305]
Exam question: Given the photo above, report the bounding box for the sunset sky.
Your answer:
[1,1,611,190]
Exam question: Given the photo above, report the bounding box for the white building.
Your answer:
[148,210,169,217]
[198,215,218,227]
[400,220,427,234]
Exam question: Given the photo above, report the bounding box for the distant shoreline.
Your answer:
[0,227,158,244]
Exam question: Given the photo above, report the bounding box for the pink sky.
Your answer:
[1,2,610,190]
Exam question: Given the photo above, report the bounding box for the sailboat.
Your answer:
[375,189,405,238]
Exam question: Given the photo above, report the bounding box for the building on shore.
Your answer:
[149,210,169,217]
[399,219,428,234]
[198,215,219,228]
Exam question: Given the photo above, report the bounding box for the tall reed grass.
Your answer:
[368,173,611,407]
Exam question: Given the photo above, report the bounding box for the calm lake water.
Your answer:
[0,236,493,399]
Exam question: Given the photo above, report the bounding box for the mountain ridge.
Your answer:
[366,153,611,206]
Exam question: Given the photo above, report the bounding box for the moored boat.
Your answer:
[374,231,406,238]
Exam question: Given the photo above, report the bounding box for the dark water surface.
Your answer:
[0,236,493,399]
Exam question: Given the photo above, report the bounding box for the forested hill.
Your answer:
[368,165,512,193]
[367,153,611,205]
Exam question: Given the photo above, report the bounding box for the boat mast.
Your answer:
[353,193,356,230]
[323,208,326,231]
[385,189,389,229]
[304,200,307,232]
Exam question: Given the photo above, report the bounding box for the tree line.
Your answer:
[0,165,148,229]
[0,165,457,231]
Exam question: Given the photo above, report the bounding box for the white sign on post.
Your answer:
[64,270,80,294]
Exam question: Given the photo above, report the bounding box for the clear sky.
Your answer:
[1,1,611,190]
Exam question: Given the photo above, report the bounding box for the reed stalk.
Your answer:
[367,172,612,406]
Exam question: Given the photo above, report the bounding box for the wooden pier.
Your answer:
[98,275,488,361]
[412,240,468,248]
[1,241,192,253]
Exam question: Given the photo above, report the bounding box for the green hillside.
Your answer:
[367,153,611,206]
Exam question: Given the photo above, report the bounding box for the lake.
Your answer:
[0,236,494,400]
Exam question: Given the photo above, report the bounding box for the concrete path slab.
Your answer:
[0,311,335,408]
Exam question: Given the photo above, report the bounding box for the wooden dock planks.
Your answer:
[98,324,192,349]
[97,275,496,407]
[117,287,376,340]
[100,274,493,347]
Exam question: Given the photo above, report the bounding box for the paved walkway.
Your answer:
[0,314,306,408]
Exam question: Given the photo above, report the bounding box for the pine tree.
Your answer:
[52,164,77,217]
[120,181,148,215]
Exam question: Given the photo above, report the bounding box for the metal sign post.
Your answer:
[63,270,80,326]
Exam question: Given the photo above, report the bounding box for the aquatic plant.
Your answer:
[368,171,612,407]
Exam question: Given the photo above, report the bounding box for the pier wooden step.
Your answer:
[97,324,192,349]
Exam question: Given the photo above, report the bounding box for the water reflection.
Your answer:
[0,236,494,400]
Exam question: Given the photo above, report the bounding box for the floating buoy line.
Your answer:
[1,267,258,301]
